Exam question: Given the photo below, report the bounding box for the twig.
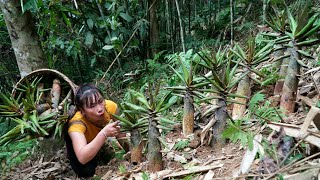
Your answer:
[264,151,320,180]
[213,173,269,179]
[288,165,320,174]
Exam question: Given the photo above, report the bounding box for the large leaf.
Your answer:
[287,9,297,36]
[128,90,151,109]
[159,96,177,112]
[169,65,187,84]
[296,14,319,38]
[300,23,320,40]
[120,12,133,22]
[123,102,149,114]
[112,114,135,127]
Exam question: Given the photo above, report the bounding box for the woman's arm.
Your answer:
[69,121,120,164]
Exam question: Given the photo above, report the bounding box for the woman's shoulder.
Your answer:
[68,111,87,133]
[70,111,85,122]
[104,99,117,114]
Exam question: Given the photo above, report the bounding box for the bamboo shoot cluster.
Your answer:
[0,76,76,146]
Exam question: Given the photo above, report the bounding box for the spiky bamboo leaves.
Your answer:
[198,50,247,148]
[168,50,210,136]
[279,10,320,114]
[231,39,273,119]
[115,86,176,170]
[264,7,290,98]
[113,93,147,165]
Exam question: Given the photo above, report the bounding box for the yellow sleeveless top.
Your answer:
[68,100,117,142]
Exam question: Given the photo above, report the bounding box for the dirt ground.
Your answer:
[2,129,245,180]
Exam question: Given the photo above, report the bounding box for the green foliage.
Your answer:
[222,119,254,150]
[118,164,127,174]
[260,66,281,86]
[248,92,265,112]
[181,174,196,180]
[115,84,177,135]
[249,92,284,123]
[142,172,149,180]
[223,91,283,150]
[173,139,190,151]
[0,139,38,172]
[231,36,274,81]
[198,51,248,104]
[0,77,69,146]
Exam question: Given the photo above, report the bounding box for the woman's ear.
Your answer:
[80,108,86,116]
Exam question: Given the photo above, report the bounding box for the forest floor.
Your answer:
[4,128,246,180]
[4,114,320,180]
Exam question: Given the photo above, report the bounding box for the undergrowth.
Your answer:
[223,91,284,150]
[0,139,38,174]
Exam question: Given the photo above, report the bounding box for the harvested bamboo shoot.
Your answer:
[51,79,61,109]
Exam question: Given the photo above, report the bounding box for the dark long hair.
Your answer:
[74,84,104,110]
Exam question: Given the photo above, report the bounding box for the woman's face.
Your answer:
[82,96,106,125]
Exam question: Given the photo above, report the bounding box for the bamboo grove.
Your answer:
[0,0,320,172]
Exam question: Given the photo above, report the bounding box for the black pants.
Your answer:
[65,135,97,177]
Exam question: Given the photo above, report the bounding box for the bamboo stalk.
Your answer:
[274,49,290,96]
[130,129,144,165]
[232,72,250,120]
[183,93,194,135]
[148,116,163,171]
[212,99,227,149]
[280,43,300,114]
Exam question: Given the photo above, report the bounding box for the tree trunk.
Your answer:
[165,0,170,49]
[147,116,163,171]
[262,0,268,25]
[183,92,194,135]
[149,0,160,56]
[175,0,186,53]
[232,72,250,120]
[0,0,47,77]
[280,42,300,114]
[188,0,191,34]
[130,129,144,165]
[230,0,234,45]
[212,98,227,149]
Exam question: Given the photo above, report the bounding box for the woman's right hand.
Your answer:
[102,121,121,137]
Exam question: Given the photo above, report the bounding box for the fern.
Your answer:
[249,91,283,123]
[173,139,190,151]
[249,91,265,112]
[223,92,283,150]
[222,119,254,150]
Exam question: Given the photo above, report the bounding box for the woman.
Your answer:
[65,84,125,177]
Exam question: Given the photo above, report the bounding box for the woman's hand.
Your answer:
[102,121,121,137]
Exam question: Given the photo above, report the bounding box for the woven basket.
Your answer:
[12,68,78,118]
